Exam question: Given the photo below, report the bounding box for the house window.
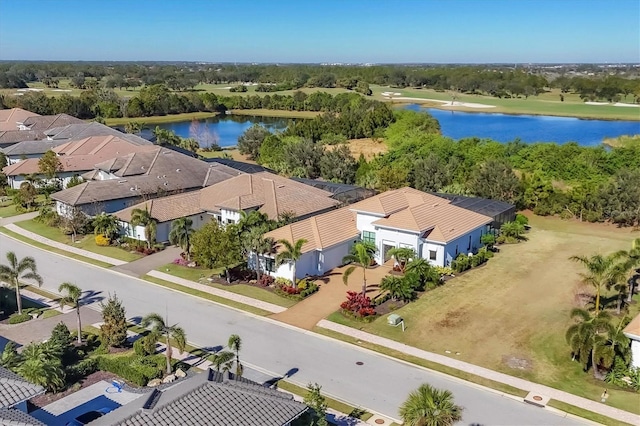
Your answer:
[226,219,235,225]
[362,231,376,244]
[429,250,437,261]
[468,235,472,251]
[455,245,458,255]
[265,258,275,273]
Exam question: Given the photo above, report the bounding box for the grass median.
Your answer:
[141,275,272,317]
[0,227,113,268]
[547,400,633,426]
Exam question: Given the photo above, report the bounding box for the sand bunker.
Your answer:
[440,101,496,109]
[585,101,639,108]
[52,89,72,92]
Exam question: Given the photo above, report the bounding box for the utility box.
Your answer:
[388,314,403,326]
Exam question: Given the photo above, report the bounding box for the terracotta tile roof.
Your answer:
[624,314,640,340]
[114,192,204,223]
[0,129,42,146]
[200,172,339,220]
[348,187,438,216]
[45,122,152,146]
[265,207,358,254]
[0,108,40,131]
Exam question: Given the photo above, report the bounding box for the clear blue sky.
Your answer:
[0,0,638,63]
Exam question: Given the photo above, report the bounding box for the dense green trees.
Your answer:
[100,293,128,348]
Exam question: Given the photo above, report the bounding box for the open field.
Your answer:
[326,138,388,160]
[327,215,640,414]
[15,219,142,262]
[3,79,638,121]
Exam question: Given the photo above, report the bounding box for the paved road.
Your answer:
[0,235,586,425]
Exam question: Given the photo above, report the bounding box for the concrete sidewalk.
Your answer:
[318,320,640,425]
[0,211,38,226]
[4,223,126,266]
[147,270,286,314]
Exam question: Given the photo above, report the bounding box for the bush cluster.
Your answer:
[96,354,165,386]
[95,234,110,246]
[8,313,32,324]
[256,275,275,287]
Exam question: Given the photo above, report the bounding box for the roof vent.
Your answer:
[163,182,169,186]
[176,169,181,172]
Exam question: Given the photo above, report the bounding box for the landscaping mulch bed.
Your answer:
[375,298,408,316]
[29,370,118,408]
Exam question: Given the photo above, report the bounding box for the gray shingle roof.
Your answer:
[45,122,152,146]
[1,139,68,156]
[93,370,308,426]
[0,366,45,409]
[0,407,46,426]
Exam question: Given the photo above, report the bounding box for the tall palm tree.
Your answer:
[0,252,43,315]
[228,334,243,379]
[276,238,307,286]
[211,350,234,374]
[615,237,640,304]
[399,384,463,426]
[58,282,83,344]
[247,227,275,281]
[387,247,416,273]
[600,316,631,369]
[169,217,194,259]
[570,253,621,314]
[141,313,186,375]
[565,308,614,380]
[93,213,119,240]
[342,242,376,295]
[131,206,157,249]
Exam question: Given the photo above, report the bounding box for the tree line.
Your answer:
[2,62,638,102]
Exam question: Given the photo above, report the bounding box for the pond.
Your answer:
[155,114,290,148]
[404,104,640,146]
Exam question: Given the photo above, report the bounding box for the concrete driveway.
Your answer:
[110,246,182,277]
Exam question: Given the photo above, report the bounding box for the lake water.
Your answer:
[158,108,639,148]
[404,104,640,146]
[156,114,290,148]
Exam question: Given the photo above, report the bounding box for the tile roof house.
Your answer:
[113,171,340,244]
[0,108,40,131]
[52,148,242,217]
[44,122,152,146]
[91,369,308,426]
[623,313,640,369]
[0,366,46,426]
[2,135,158,190]
[0,111,83,148]
[263,187,494,282]
[17,113,83,132]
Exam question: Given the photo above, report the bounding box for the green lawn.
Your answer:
[142,275,272,316]
[15,219,142,263]
[325,215,640,415]
[158,264,297,308]
[0,194,48,219]
[0,227,113,268]
[104,111,219,126]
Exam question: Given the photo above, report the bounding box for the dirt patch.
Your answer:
[502,355,533,371]
[434,308,469,329]
[29,371,118,408]
[325,138,388,160]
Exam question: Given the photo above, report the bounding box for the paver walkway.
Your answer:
[147,270,286,314]
[0,211,38,226]
[4,223,126,266]
[111,246,182,277]
[318,320,640,425]
[271,265,391,329]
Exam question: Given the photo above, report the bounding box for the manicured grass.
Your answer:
[0,227,113,268]
[104,111,219,126]
[324,215,640,414]
[229,109,321,119]
[0,202,22,219]
[142,275,272,316]
[313,327,530,399]
[40,309,62,319]
[276,380,373,421]
[158,264,297,308]
[547,400,634,426]
[25,285,61,302]
[379,86,640,120]
[15,219,142,262]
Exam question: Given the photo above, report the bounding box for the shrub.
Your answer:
[435,266,454,276]
[8,313,31,324]
[296,278,309,290]
[134,334,158,356]
[300,282,319,298]
[95,234,110,246]
[480,233,496,247]
[96,355,163,386]
[340,291,376,318]
[66,358,98,380]
[451,254,471,273]
[275,277,293,287]
[256,275,275,287]
[172,258,189,267]
[515,213,529,226]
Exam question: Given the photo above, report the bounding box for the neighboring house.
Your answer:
[114,171,340,243]
[264,187,494,282]
[0,366,46,426]
[2,135,158,189]
[0,108,40,131]
[2,139,69,164]
[91,369,309,426]
[16,113,82,131]
[44,122,153,146]
[0,111,83,148]
[623,314,640,369]
[52,148,241,216]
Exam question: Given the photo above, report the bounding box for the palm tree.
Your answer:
[211,350,234,374]
[169,217,194,259]
[387,247,416,273]
[570,253,621,314]
[565,308,614,380]
[228,334,243,379]
[17,342,65,392]
[247,228,275,281]
[0,252,43,315]
[131,206,157,249]
[93,213,119,240]
[141,313,187,375]
[399,384,463,426]
[0,341,21,370]
[600,316,631,369]
[276,238,307,286]
[342,242,376,295]
[58,282,83,344]
[405,258,441,290]
[615,238,640,304]
[380,275,414,301]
